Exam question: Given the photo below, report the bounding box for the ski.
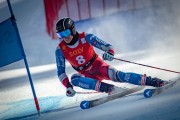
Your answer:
[80,86,144,109]
[144,80,177,98]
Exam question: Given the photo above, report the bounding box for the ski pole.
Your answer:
[76,91,100,94]
[113,57,180,74]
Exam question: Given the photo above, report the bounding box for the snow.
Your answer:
[0,0,180,120]
[39,81,180,120]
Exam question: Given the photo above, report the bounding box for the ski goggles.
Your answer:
[56,29,71,39]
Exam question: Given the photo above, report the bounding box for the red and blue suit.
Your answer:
[55,32,146,92]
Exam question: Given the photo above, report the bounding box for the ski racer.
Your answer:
[55,18,166,97]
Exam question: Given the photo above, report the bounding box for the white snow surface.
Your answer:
[0,0,180,120]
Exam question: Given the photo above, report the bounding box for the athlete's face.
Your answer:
[63,35,73,44]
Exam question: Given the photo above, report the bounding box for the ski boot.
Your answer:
[99,82,125,95]
[145,75,167,87]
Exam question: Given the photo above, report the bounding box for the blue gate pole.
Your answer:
[7,0,41,116]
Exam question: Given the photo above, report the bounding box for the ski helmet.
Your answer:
[56,18,76,36]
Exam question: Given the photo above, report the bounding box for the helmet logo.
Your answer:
[68,19,71,25]
[63,18,66,30]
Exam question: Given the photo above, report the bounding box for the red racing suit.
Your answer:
[56,32,114,87]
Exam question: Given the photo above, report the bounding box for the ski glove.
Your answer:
[102,49,114,61]
[66,87,76,97]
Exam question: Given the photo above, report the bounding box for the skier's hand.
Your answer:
[102,49,114,61]
[66,87,76,97]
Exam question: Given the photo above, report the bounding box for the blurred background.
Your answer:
[0,0,180,119]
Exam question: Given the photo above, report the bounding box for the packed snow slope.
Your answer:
[26,79,180,120]
[0,0,180,120]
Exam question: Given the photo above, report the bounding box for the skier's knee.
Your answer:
[71,74,84,86]
[71,73,83,80]
[71,74,98,90]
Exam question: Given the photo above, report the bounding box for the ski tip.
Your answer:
[80,101,90,109]
[144,89,153,98]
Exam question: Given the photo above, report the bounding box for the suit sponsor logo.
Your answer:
[81,38,86,44]
[69,47,83,57]
[62,45,66,51]
[79,82,89,89]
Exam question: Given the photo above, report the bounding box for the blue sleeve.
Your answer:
[55,47,68,83]
[85,33,114,51]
